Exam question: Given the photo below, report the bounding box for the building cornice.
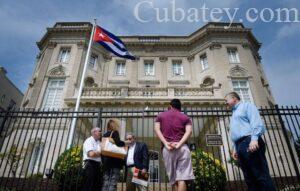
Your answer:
[37,22,261,52]
[37,22,92,50]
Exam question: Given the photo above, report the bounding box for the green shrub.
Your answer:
[28,172,44,180]
[53,146,83,191]
[0,188,16,191]
[192,149,227,191]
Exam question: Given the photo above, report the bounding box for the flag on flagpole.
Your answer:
[93,26,135,60]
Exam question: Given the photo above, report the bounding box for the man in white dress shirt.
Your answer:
[125,132,149,191]
[81,127,102,191]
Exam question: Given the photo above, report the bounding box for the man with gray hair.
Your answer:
[81,127,102,191]
[125,132,149,191]
[225,92,275,191]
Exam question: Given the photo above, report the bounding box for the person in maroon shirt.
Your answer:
[154,99,195,191]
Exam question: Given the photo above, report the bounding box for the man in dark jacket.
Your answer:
[125,132,149,191]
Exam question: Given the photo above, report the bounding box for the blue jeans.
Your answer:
[236,136,276,191]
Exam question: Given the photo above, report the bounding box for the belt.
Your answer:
[235,135,251,145]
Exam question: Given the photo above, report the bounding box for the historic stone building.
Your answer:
[22,22,275,109]
[4,22,297,190]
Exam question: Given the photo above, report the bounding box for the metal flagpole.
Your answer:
[67,19,97,149]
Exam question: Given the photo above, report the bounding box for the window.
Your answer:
[227,48,240,63]
[0,94,5,103]
[7,99,16,110]
[200,54,208,70]
[172,60,183,76]
[42,79,65,109]
[232,79,253,102]
[57,48,71,63]
[144,60,154,76]
[149,151,159,182]
[28,143,44,173]
[149,163,159,182]
[115,61,126,75]
[89,54,98,69]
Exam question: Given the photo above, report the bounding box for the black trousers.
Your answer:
[236,136,276,191]
[81,160,102,191]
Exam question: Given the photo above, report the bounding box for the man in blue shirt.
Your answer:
[225,92,276,191]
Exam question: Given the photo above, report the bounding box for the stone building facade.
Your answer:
[22,22,275,109]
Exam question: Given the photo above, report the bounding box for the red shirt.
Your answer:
[155,108,192,142]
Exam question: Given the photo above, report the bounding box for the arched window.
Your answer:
[22,138,45,175]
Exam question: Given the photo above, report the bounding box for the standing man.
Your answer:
[154,99,195,191]
[81,127,102,191]
[225,92,276,191]
[125,132,149,191]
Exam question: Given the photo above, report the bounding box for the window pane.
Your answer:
[58,80,65,86]
[50,81,57,87]
[239,81,247,87]
[232,81,239,88]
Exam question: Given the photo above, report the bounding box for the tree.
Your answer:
[0,144,24,177]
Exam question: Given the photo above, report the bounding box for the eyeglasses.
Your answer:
[126,138,132,140]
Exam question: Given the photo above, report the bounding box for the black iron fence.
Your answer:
[0,105,299,191]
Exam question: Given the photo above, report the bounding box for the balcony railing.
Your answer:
[82,87,218,99]
[174,88,214,97]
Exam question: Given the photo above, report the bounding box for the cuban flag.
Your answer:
[93,26,135,60]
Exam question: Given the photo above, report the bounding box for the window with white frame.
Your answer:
[227,48,240,63]
[28,143,44,174]
[144,60,154,76]
[89,54,98,70]
[149,163,159,182]
[200,54,209,70]
[148,150,159,182]
[172,60,183,76]
[115,61,126,75]
[42,79,65,109]
[232,79,253,102]
[57,48,71,63]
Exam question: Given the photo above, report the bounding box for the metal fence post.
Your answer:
[97,108,102,131]
[275,104,300,182]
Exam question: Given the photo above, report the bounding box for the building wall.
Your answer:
[0,67,23,111]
